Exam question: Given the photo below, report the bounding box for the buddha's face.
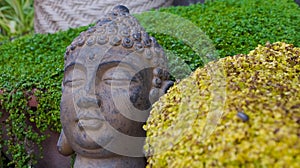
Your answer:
[60,46,152,156]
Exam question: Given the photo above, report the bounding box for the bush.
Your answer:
[144,42,300,167]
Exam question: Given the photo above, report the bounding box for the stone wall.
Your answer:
[173,0,205,6]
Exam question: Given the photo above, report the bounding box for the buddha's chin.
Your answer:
[72,132,117,158]
[73,126,113,150]
[75,136,102,150]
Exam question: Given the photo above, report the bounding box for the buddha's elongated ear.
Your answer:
[160,80,174,94]
[149,80,174,104]
[149,68,174,104]
[57,129,74,156]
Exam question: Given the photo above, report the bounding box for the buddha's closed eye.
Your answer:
[102,67,140,86]
[64,68,86,88]
[64,78,85,87]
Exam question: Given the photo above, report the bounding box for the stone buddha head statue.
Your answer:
[57,5,173,168]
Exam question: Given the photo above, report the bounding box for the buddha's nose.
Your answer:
[76,73,101,108]
[76,95,100,109]
[84,78,96,95]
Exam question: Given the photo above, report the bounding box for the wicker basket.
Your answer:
[34,0,174,34]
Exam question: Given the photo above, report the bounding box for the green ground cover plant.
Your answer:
[0,26,88,166]
[0,0,299,166]
[157,0,300,59]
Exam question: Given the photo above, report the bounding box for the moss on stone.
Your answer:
[144,42,300,167]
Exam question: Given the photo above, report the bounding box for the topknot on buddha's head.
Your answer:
[112,5,130,15]
[64,5,167,69]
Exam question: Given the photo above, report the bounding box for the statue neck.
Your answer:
[74,154,146,168]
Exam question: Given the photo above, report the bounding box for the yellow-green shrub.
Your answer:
[144,42,300,167]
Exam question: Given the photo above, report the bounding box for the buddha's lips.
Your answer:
[77,118,104,130]
[75,110,105,122]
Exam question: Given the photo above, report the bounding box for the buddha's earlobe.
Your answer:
[149,88,159,104]
[57,129,74,156]
[161,80,174,94]
[61,82,64,92]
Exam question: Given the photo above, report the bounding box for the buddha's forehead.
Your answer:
[64,5,168,72]
[66,46,161,72]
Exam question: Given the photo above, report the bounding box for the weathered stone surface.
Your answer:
[58,5,173,167]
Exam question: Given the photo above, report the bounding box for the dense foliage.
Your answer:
[0,26,87,166]
[0,0,299,166]
[144,42,300,167]
[156,0,300,59]
[0,0,34,40]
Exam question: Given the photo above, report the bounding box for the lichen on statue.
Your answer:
[57,5,173,168]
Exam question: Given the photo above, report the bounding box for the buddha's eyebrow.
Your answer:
[97,61,120,71]
[64,62,85,72]
[97,61,138,72]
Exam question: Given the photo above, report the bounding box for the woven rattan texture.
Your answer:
[34,0,174,33]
